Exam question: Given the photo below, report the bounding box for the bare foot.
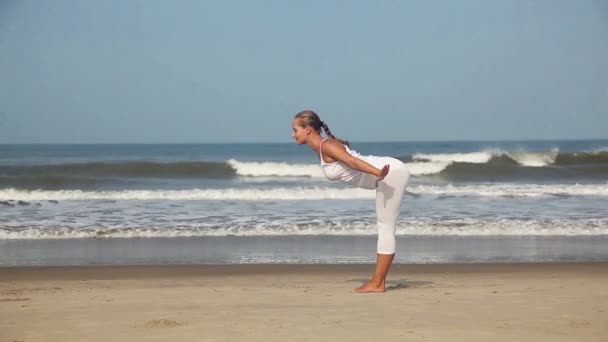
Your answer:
[352,281,385,293]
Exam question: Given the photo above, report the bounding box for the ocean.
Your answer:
[1,140,607,265]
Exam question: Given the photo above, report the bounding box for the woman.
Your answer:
[291,110,410,293]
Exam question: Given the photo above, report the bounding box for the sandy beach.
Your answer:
[1,262,607,341]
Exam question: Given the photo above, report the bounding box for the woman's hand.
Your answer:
[321,140,392,180]
[377,164,390,181]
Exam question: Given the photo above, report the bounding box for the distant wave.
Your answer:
[1,217,607,239]
[591,146,608,153]
[0,161,235,178]
[554,151,608,165]
[407,149,558,170]
[1,149,607,190]
[0,160,323,186]
[1,183,607,202]
[403,150,608,181]
[405,149,608,166]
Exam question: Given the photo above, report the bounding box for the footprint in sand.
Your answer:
[144,319,185,328]
[0,298,30,302]
[569,320,591,328]
[1,290,24,296]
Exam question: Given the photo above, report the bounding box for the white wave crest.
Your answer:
[1,183,607,202]
[591,146,608,153]
[226,147,564,180]
[404,161,451,175]
[1,218,607,239]
[400,218,608,236]
[227,159,324,178]
[409,151,495,174]
[507,148,559,167]
[228,158,446,178]
[0,187,375,201]
[409,183,608,197]
[413,151,495,164]
[412,149,560,169]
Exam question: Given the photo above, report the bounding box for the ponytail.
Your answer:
[320,122,349,147]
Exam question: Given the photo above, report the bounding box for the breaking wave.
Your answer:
[0,149,607,190]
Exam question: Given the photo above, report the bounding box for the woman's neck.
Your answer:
[306,134,324,152]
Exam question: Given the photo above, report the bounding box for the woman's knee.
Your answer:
[377,234,396,254]
[377,222,396,254]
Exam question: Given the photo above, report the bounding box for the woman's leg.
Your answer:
[353,162,409,293]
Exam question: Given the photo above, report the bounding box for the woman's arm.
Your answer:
[322,140,390,181]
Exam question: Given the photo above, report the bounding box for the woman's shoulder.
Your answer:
[322,138,346,148]
[321,139,349,157]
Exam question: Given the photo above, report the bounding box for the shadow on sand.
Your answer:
[349,279,434,291]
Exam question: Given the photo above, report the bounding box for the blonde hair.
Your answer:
[294,110,349,146]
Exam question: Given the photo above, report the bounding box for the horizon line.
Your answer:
[1,137,608,145]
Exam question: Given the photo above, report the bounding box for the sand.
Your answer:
[1,263,607,341]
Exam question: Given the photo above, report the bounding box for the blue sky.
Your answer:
[0,0,606,143]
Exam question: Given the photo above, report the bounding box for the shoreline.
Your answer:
[3,235,608,266]
[2,261,608,280]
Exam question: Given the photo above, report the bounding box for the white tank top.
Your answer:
[319,139,380,189]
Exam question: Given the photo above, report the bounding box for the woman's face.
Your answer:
[291,119,309,144]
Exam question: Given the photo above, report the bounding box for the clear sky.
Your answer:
[0,0,606,143]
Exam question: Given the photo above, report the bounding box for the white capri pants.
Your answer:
[370,157,409,254]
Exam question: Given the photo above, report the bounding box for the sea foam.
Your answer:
[1,217,607,239]
[1,183,607,201]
